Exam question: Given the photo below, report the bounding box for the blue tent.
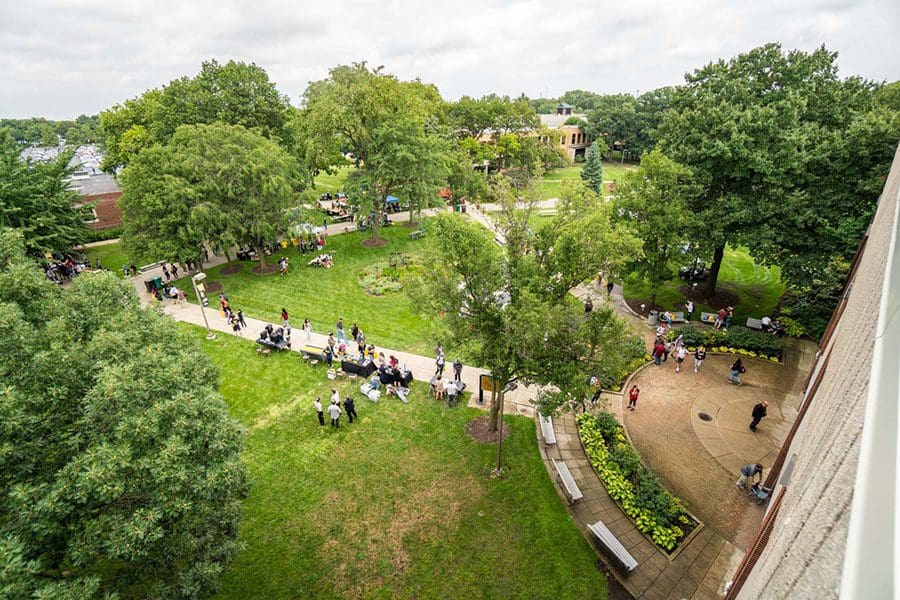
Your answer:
[385,196,400,204]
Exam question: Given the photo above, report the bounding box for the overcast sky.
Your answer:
[1,0,898,120]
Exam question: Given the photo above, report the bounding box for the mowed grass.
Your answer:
[313,165,352,192]
[82,242,137,278]
[179,326,608,600]
[540,161,633,199]
[171,224,435,355]
[622,246,785,319]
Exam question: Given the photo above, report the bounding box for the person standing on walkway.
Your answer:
[435,350,445,377]
[685,300,694,322]
[729,358,746,385]
[736,463,763,489]
[653,340,665,366]
[237,309,247,329]
[303,318,311,341]
[663,339,673,363]
[336,317,347,343]
[171,263,179,278]
[584,298,593,313]
[628,385,640,410]
[122,264,129,277]
[162,264,171,281]
[281,308,289,327]
[694,345,707,372]
[749,401,769,432]
[314,397,325,426]
[327,399,342,428]
[674,345,687,373]
[453,358,462,382]
[606,279,614,298]
[343,396,358,423]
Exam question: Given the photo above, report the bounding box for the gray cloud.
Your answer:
[0,0,898,119]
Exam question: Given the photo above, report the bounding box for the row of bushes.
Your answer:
[666,325,783,361]
[577,412,696,551]
[82,225,123,244]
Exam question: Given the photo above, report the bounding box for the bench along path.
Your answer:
[536,410,740,600]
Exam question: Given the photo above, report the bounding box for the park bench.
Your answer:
[700,312,717,324]
[539,414,557,445]
[138,260,166,273]
[588,520,638,575]
[746,317,764,330]
[553,459,583,504]
[409,229,426,240]
[669,311,686,324]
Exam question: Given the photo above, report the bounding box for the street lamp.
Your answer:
[493,380,518,477]
[191,272,216,340]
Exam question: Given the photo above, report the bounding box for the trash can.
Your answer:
[144,279,156,293]
[648,310,659,326]
[461,205,467,213]
[152,276,163,290]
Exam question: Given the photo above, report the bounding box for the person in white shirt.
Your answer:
[444,379,459,407]
[331,388,340,406]
[674,345,687,373]
[327,400,342,427]
[313,397,324,426]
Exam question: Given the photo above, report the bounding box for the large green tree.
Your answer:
[656,43,896,298]
[612,149,697,309]
[301,63,450,242]
[100,60,293,171]
[0,230,248,598]
[581,140,606,194]
[415,177,639,431]
[0,130,90,255]
[119,123,297,268]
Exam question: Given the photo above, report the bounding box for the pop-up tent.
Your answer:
[385,195,400,205]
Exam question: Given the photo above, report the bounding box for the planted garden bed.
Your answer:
[667,325,783,361]
[576,412,698,553]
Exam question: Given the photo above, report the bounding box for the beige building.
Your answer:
[538,103,591,161]
[725,143,900,599]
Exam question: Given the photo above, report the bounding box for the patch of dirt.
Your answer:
[251,264,278,275]
[401,221,419,228]
[361,237,389,248]
[677,284,740,309]
[221,263,244,275]
[204,281,223,293]
[465,415,510,444]
[250,395,302,431]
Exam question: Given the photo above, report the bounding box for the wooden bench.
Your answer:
[539,414,557,445]
[746,317,764,330]
[409,229,426,240]
[553,460,583,503]
[700,312,717,324]
[669,311,686,323]
[588,520,638,575]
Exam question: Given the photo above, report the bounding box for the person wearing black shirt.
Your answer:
[750,401,769,432]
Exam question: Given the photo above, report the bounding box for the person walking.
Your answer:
[452,358,462,382]
[303,318,312,341]
[314,397,325,426]
[584,298,593,313]
[749,401,769,432]
[237,309,247,329]
[628,385,640,410]
[281,308,290,327]
[653,340,665,366]
[663,339,673,363]
[736,463,763,489]
[674,345,687,373]
[171,263,179,278]
[336,317,347,343]
[343,396,358,423]
[685,300,694,322]
[606,279,614,298]
[729,358,746,385]
[327,399,342,428]
[435,350,445,377]
[694,345,707,372]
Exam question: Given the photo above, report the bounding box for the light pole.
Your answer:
[191,272,216,340]
[493,380,518,477]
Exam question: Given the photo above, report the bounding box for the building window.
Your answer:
[571,134,576,144]
[560,136,564,145]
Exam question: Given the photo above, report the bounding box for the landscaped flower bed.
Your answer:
[667,325,783,361]
[576,412,698,552]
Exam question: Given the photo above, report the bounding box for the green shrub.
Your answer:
[667,325,783,360]
[576,412,696,551]
[82,225,123,244]
[778,316,806,338]
[598,334,649,390]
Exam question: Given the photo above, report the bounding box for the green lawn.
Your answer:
[180,326,608,600]
[313,165,352,192]
[82,242,136,278]
[540,161,633,199]
[622,246,785,319]
[171,225,435,355]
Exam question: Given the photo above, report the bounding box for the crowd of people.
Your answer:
[42,253,92,283]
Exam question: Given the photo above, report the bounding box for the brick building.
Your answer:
[69,171,122,231]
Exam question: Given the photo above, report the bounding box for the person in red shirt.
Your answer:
[628,385,640,410]
[653,341,665,365]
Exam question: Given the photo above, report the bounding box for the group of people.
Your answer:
[430,343,465,407]
[43,253,92,283]
[651,334,708,375]
[314,389,358,428]
[217,294,248,334]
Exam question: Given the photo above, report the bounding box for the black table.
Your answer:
[341,359,376,377]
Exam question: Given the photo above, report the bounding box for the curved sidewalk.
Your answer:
[537,411,740,599]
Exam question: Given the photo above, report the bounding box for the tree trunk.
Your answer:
[488,392,501,432]
[257,246,266,269]
[370,208,383,242]
[705,244,725,297]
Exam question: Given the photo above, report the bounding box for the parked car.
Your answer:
[679,261,709,281]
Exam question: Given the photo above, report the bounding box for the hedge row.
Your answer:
[577,412,696,551]
[666,326,783,361]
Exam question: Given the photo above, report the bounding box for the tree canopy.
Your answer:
[119,122,297,267]
[0,229,248,598]
[0,129,89,255]
[100,60,293,171]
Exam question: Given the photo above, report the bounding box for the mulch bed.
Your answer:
[677,284,740,308]
[220,263,244,276]
[465,415,510,444]
[361,237,389,248]
[251,264,278,275]
[204,281,223,293]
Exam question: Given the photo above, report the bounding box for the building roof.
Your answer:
[539,113,587,129]
[68,172,120,197]
[557,102,575,109]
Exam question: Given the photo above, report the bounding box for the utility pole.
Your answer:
[191,272,216,340]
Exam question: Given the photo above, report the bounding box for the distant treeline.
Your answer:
[1,115,101,146]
